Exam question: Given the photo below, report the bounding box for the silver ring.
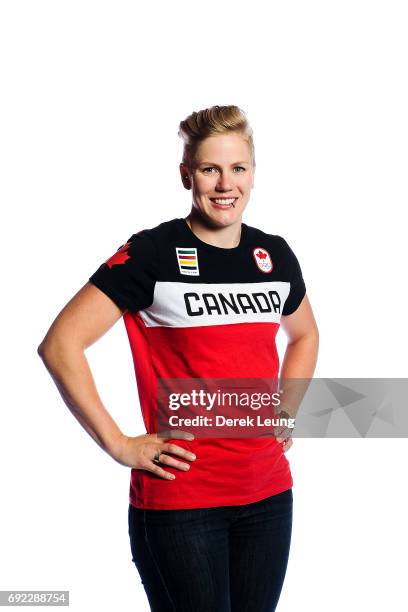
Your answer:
[153,450,162,464]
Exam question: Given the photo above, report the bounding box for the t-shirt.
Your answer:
[88,217,306,510]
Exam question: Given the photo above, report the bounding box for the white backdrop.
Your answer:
[1,1,407,610]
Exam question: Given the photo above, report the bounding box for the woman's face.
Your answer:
[181,132,255,228]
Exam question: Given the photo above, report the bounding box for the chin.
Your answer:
[194,203,244,227]
[211,215,241,229]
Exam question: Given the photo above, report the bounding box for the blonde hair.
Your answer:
[178,105,255,171]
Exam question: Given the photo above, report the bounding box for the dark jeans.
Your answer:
[128,488,293,612]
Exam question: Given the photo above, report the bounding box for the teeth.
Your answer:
[212,198,236,205]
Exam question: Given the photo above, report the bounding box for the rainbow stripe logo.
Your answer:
[176,247,200,276]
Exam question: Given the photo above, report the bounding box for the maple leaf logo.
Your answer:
[104,242,131,269]
[255,249,267,259]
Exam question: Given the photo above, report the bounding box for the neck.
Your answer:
[185,209,242,249]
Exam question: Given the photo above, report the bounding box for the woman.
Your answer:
[38,105,319,612]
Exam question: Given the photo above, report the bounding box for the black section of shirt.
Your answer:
[88,217,306,316]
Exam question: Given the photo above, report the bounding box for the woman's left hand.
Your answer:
[276,436,293,452]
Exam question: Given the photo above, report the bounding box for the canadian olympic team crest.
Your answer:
[252,247,273,273]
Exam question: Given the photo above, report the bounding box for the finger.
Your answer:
[155,452,191,471]
[149,463,177,480]
[157,429,195,441]
[283,439,293,452]
[162,443,197,462]
[140,458,176,481]
[276,436,291,444]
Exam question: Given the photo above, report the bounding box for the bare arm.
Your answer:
[38,282,196,479]
[275,294,319,447]
[38,282,127,455]
[279,294,319,380]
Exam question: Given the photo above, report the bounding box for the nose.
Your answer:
[216,171,234,192]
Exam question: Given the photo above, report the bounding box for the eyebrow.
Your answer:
[198,160,250,166]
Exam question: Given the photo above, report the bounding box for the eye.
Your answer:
[202,166,246,173]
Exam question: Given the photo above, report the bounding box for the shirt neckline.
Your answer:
[177,217,249,253]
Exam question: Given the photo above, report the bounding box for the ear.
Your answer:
[179,163,191,190]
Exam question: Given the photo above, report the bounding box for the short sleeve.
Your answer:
[280,237,307,316]
[88,230,158,313]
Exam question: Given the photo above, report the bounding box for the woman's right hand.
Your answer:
[109,431,197,480]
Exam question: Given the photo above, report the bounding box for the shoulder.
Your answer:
[245,223,305,281]
[126,218,180,247]
[99,220,179,273]
[245,223,297,256]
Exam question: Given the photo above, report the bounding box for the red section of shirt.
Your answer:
[123,312,292,510]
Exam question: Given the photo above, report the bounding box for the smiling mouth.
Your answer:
[209,197,238,208]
